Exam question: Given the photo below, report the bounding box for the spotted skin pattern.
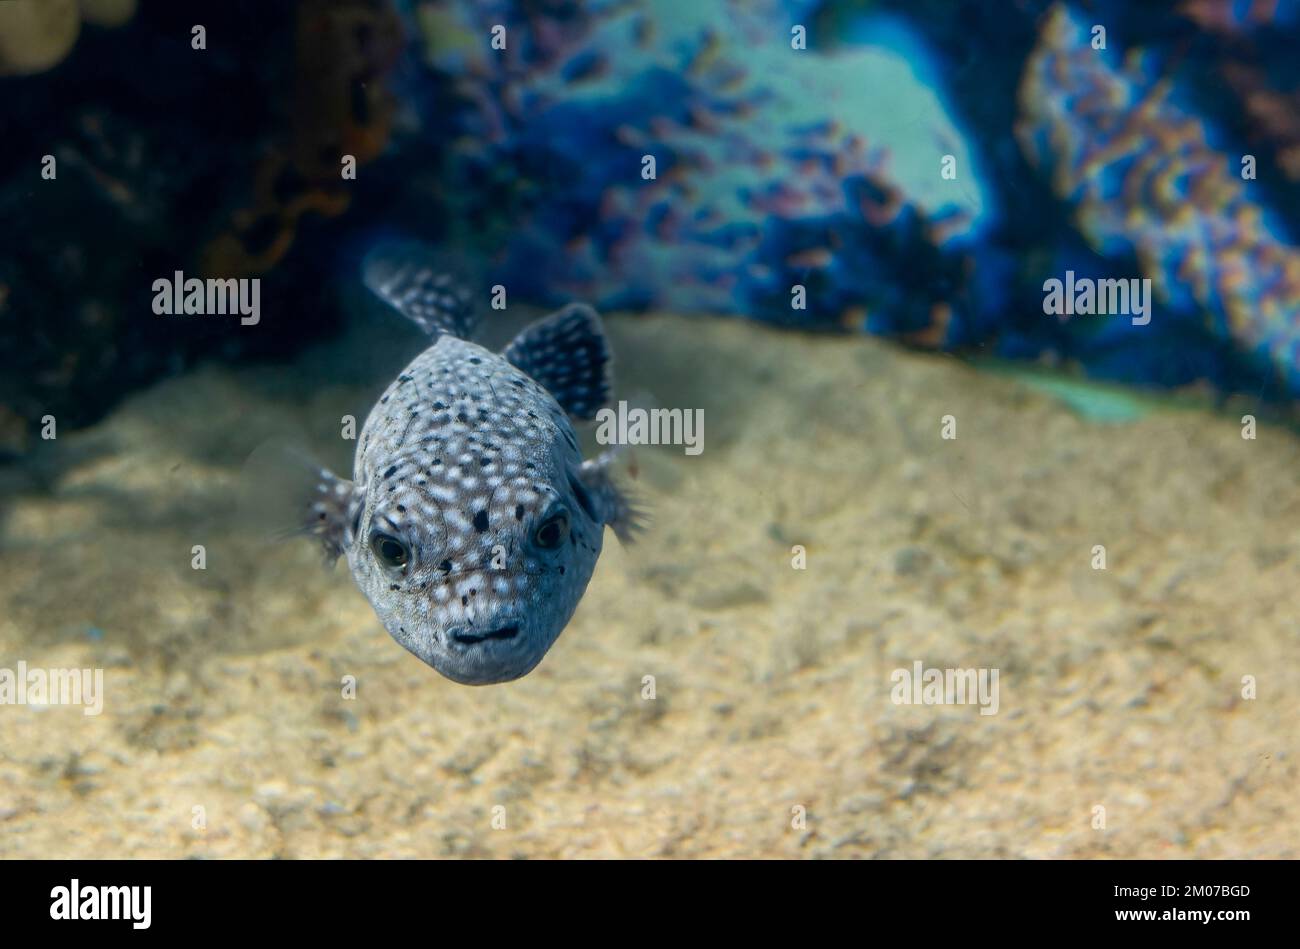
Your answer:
[311,247,633,685]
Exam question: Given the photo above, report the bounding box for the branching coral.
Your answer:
[408,0,991,336]
[1017,3,1300,393]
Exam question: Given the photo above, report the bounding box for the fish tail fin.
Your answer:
[362,240,480,340]
[238,441,358,566]
[579,448,649,544]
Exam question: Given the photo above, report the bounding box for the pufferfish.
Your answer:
[303,243,639,685]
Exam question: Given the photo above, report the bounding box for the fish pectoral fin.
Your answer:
[579,449,648,544]
[362,240,480,340]
[502,303,611,420]
[302,466,359,565]
[238,441,356,566]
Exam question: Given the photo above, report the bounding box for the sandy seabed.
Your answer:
[0,313,1296,858]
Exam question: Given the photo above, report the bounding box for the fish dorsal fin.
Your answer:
[362,241,479,340]
[502,303,612,420]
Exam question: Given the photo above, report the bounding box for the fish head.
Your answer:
[346,451,604,685]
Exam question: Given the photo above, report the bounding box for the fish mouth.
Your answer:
[452,624,521,646]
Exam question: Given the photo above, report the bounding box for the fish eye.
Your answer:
[371,532,410,569]
[533,511,569,549]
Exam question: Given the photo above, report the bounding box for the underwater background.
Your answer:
[0,0,1297,857]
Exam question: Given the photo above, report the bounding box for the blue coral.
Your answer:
[386,0,1300,400]
[403,0,994,336]
[1017,3,1300,396]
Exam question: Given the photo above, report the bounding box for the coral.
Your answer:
[1168,0,1300,182]
[407,0,992,336]
[1017,3,1300,395]
[1178,0,1300,35]
[200,0,405,278]
[0,2,363,446]
[1219,59,1300,180]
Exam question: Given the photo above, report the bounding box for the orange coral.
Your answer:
[201,0,404,279]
